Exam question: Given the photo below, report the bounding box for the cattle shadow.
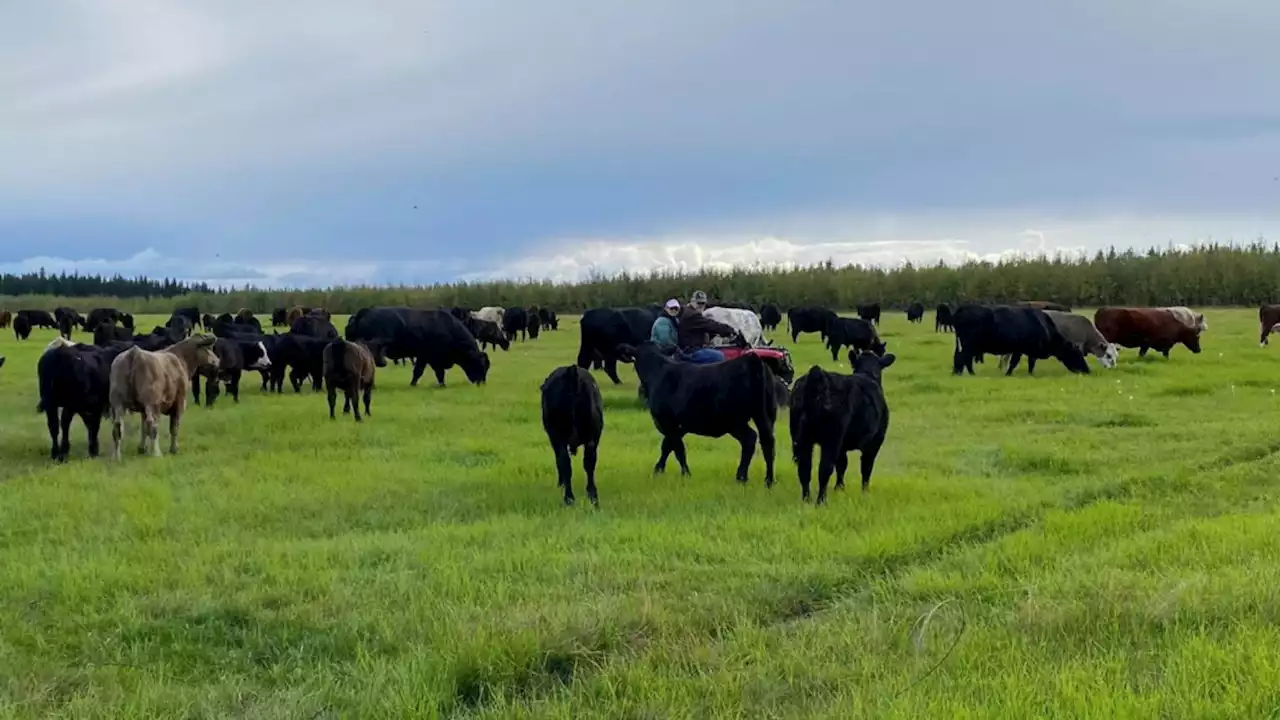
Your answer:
[1156,383,1217,398]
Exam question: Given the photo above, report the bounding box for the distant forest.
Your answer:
[3,243,1280,315]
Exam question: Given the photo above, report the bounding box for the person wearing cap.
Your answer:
[677,290,738,364]
[650,298,682,349]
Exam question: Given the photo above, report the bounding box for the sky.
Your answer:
[2,1,1279,288]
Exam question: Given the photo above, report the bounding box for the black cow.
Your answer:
[786,307,838,343]
[625,342,778,485]
[540,366,605,506]
[193,337,271,406]
[57,314,75,340]
[760,304,782,331]
[503,307,531,342]
[825,317,886,362]
[215,312,234,325]
[952,305,1090,376]
[935,304,955,333]
[93,322,132,346]
[290,314,338,340]
[906,302,924,323]
[268,333,329,393]
[345,307,490,387]
[173,306,201,329]
[19,310,57,329]
[790,351,896,504]
[526,308,541,340]
[448,307,472,322]
[55,307,84,330]
[13,314,32,340]
[538,307,559,331]
[465,317,509,351]
[210,319,261,338]
[271,308,288,327]
[37,341,131,462]
[857,303,881,326]
[83,308,122,332]
[166,314,193,339]
[235,309,262,332]
[131,326,182,351]
[576,307,659,384]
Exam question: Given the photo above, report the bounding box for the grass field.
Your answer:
[2,309,1280,717]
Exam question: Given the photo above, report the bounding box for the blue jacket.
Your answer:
[650,316,678,347]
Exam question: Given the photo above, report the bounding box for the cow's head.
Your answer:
[1097,343,1119,369]
[248,342,272,370]
[1185,335,1203,354]
[462,349,490,384]
[851,351,896,383]
[1055,344,1092,374]
[614,344,637,363]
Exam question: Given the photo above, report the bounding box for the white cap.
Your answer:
[664,298,681,310]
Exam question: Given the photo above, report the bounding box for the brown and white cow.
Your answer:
[1094,307,1204,359]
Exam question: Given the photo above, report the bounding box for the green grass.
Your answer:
[2,309,1279,717]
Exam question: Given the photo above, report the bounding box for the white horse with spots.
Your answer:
[704,307,766,347]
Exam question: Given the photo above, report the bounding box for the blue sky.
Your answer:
[2,1,1279,287]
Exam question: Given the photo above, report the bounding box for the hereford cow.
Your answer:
[936,304,955,332]
[108,336,219,459]
[705,307,765,347]
[1260,305,1280,347]
[624,342,778,485]
[345,307,490,386]
[503,307,531,342]
[540,366,605,506]
[759,304,782,332]
[576,307,659,384]
[790,351,896,504]
[906,302,924,323]
[787,307,838,343]
[952,305,1090,375]
[825,317,886,362]
[1094,307,1204,358]
[323,339,376,422]
[38,339,134,461]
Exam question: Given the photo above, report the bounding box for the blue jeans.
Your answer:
[682,348,725,364]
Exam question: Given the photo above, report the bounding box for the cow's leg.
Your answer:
[167,411,180,455]
[84,411,102,458]
[554,442,575,505]
[363,384,372,416]
[1004,353,1021,376]
[860,441,883,491]
[191,375,201,404]
[654,435,673,474]
[432,365,447,387]
[1161,349,1170,359]
[816,444,837,505]
[111,413,123,461]
[604,357,623,385]
[46,407,61,461]
[758,419,776,488]
[583,441,599,506]
[731,425,757,483]
[834,451,848,490]
[1138,345,1149,357]
[228,371,241,403]
[1026,356,1038,375]
[205,376,219,407]
[410,357,428,386]
[829,342,840,362]
[952,342,966,375]
[137,411,150,455]
[672,435,691,475]
[349,382,363,422]
[791,328,799,343]
[326,382,338,419]
[795,441,813,502]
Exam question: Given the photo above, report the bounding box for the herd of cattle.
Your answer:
[0,297,1243,508]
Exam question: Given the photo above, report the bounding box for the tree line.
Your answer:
[4,243,1280,315]
[0,270,215,299]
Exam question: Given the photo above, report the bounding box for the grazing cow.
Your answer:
[55,307,84,331]
[94,322,133,346]
[759,304,782,331]
[323,339,376,422]
[624,342,778,484]
[38,339,134,461]
[952,305,1091,375]
[13,314,32,340]
[825,317,886,362]
[465,316,510,351]
[787,307,839,343]
[345,307,490,386]
[1005,311,1117,369]
[108,336,219,459]
[1094,307,1204,358]
[576,307,660,384]
[57,314,75,340]
[705,307,765,347]
[1019,301,1072,312]
[0,310,10,329]
[526,307,542,340]
[474,306,505,325]
[120,313,135,330]
[192,337,271,407]
[290,314,339,340]
[1260,305,1280,347]
[309,308,332,321]
[19,310,57,329]
[906,302,924,323]
[503,307,531,342]
[790,351,896,504]
[233,309,262,332]
[172,306,201,329]
[166,314,193,339]
[540,366,604,506]
[856,303,881,326]
[935,304,955,332]
[271,308,288,327]
[538,307,559,331]
[270,333,329,393]
[83,308,121,331]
